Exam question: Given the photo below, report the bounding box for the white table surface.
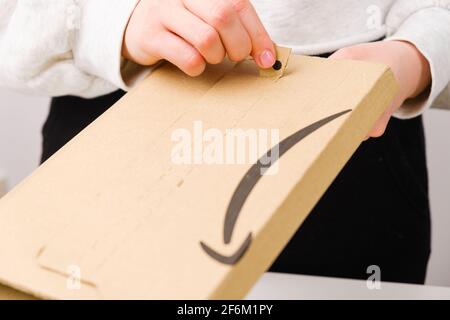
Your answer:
[2,272,450,300]
[246,272,450,300]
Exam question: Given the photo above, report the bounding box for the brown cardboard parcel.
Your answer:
[0,49,398,300]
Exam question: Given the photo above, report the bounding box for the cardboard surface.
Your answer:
[0,54,397,299]
[0,283,35,300]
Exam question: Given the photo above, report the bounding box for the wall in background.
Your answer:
[0,89,449,287]
[0,89,49,189]
[424,109,450,287]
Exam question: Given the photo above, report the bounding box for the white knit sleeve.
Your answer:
[0,0,141,98]
[385,0,450,119]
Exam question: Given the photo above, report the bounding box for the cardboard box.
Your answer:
[0,283,35,300]
[0,50,397,299]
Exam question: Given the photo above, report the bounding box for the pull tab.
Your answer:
[259,45,292,80]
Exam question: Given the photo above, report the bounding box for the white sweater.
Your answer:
[0,0,449,119]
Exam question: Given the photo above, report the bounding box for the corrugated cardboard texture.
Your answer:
[0,55,397,300]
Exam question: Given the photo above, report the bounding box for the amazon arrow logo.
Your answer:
[200,109,352,265]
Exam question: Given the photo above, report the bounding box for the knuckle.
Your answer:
[251,30,270,53]
[231,0,249,13]
[210,52,226,64]
[210,2,234,28]
[253,29,266,42]
[228,52,247,62]
[140,28,160,51]
[197,28,220,51]
[228,42,251,61]
[141,35,163,59]
[185,52,205,76]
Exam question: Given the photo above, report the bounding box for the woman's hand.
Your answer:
[330,40,431,138]
[122,0,276,77]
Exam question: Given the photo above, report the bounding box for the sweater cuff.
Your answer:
[73,0,140,91]
[385,7,450,119]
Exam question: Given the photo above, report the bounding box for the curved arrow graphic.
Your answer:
[200,109,352,265]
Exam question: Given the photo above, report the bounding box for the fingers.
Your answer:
[124,0,276,77]
[183,0,276,68]
[161,6,226,64]
[182,0,252,62]
[149,31,206,77]
[329,46,391,139]
[230,0,275,68]
[365,120,388,140]
[367,109,392,138]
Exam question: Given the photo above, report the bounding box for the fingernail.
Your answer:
[260,50,276,69]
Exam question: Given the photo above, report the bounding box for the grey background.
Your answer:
[1,88,449,287]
